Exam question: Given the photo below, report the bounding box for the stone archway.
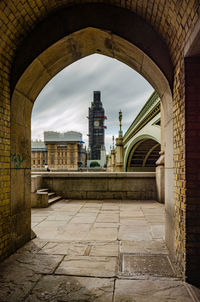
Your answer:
[10,5,174,270]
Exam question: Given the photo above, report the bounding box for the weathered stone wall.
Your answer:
[0,0,199,283]
[32,172,157,200]
[184,57,200,285]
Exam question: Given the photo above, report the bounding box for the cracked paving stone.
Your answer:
[55,255,117,277]
[0,255,41,302]
[114,279,194,302]
[16,238,47,254]
[1,253,63,275]
[25,275,114,302]
[39,242,86,255]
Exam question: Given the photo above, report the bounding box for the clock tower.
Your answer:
[88,91,106,160]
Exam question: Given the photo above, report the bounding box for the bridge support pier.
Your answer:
[156,151,165,203]
[110,150,116,172]
[115,137,124,172]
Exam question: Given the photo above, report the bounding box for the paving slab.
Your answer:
[65,223,92,232]
[120,240,168,255]
[69,216,96,224]
[25,275,114,302]
[145,215,165,224]
[120,210,144,218]
[31,210,53,216]
[32,220,69,240]
[16,238,47,254]
[94,222,119,228]
[101,205,120,211]
[86,227,118,241]
[31,216,47,223]
[39,242,86,255]
[142,208,165,215]
[114,279,194,302]
[150,224,165,239]
[10,253,63,274]
[55,255,117,277]
[78,208,99,213]
[120,254,175,277]
[0,252,63,301]
[96,213,119,223]
[120,217,148,226]
[45,214,72,221]
[0,262,41,302]
[90,242,119,257]
[118,225,152,241]
[31,222,39,227]
[84,203,103,209]
[55,224,92,241]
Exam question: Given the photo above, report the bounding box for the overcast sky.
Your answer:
[31,54,154,152]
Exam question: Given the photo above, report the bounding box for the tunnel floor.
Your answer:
[0,199,199,301]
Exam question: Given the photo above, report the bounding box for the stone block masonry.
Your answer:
[32,172,157,200]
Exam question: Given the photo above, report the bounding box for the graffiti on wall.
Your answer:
[11,153,24,169]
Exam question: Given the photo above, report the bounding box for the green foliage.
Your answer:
[90,161,100,167]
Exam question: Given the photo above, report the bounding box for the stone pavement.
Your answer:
[0,199,199,301]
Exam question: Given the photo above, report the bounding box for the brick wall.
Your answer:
[185,57,200,284]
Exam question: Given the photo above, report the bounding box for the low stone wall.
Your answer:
[31,172,157,200]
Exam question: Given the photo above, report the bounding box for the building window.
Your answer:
[38,160,40,164]
[33,160,35,164]
[43,160,45,164]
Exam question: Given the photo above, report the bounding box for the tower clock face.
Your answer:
[94,120,100,127]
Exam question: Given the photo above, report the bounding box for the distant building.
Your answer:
[31,131,86,170]
[87,91,107,167]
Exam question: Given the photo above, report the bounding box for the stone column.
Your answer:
[115,137,124,172]
[110,150,115,172]
[156,150,165,203]
[107,154,111,172]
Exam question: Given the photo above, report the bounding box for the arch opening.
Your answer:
[10,22,174,263]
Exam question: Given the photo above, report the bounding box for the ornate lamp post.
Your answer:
[119,110,123,138]
[115,110,124,172]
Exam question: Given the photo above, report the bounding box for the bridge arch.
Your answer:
[124,134,160,172]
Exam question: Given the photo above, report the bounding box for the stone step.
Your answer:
[37,188,49,193]
[48,196,62,205]
[48,192,56,197]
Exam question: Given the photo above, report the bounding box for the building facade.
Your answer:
[88,91,106,160]
[31,131,86,170]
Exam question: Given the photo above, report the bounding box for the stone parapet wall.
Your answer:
[32,172,157,200]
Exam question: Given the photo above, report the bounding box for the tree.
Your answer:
[90,161,100,167]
